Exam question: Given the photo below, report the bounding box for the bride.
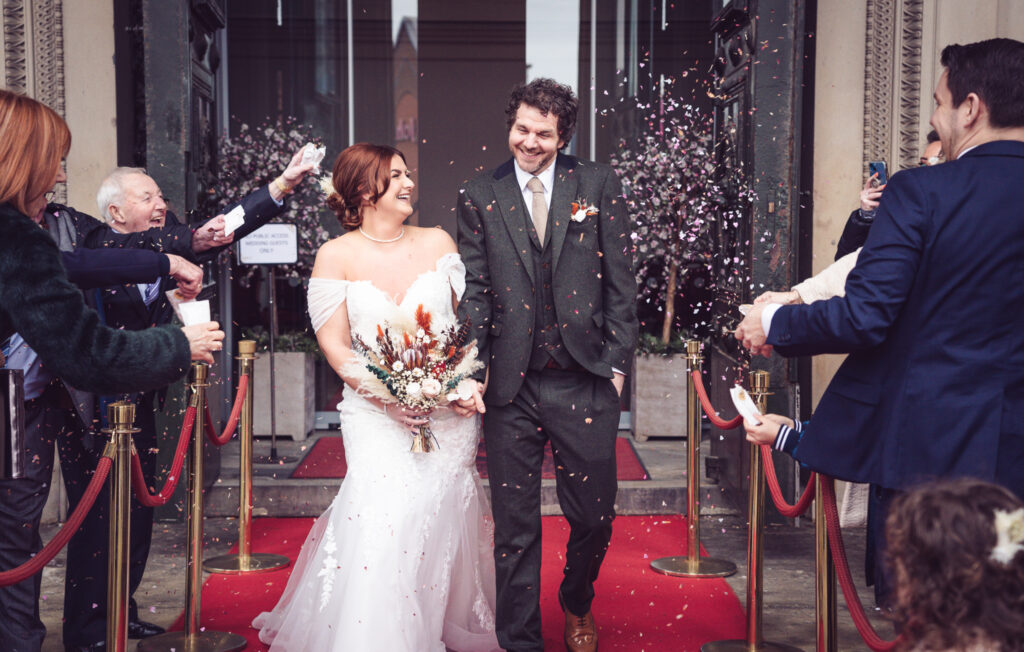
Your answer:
[252,143,500,651]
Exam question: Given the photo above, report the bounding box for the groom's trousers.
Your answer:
[483,366,620,652]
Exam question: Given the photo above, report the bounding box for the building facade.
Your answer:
[5,0,1023,513]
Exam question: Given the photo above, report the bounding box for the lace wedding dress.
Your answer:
[252,253,499,652]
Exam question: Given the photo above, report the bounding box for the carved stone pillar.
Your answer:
[862,0,925,172]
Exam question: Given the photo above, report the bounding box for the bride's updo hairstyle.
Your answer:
[326,142,406,230]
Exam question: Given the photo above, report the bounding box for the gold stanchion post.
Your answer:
[205,340,289,574]
[138,363,247,652]
[703,370,803,652]
[651,340,737,578]
[815,476,837,651]
[104,401,138,652]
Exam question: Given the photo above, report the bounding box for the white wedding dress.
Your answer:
[252,253,500,652]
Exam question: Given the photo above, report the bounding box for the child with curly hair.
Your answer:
[886,478,1024,651]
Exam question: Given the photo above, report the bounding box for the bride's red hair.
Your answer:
[326,143,406,230]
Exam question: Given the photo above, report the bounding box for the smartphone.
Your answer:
[868,161,888,187]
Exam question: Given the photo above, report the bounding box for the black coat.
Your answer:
[834,208,873,260]
[0,202,190,394]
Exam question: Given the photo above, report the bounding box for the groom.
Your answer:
[456,78,637,652]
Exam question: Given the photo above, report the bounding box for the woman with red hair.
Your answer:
[252,143,499,651]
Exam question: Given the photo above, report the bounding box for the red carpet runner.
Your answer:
[172,515,744,650]
[292,436,650,480]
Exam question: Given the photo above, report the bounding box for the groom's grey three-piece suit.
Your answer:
[457,152,637,651]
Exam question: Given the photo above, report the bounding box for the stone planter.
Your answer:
[630,353,688,441]
[254,351,315,441]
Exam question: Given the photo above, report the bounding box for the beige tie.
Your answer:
[526,176,547,244]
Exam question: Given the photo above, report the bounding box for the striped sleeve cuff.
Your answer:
[774,419,803,455]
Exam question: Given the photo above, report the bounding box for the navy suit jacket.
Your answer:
[768,140,1024,490]
[62,248,167,290]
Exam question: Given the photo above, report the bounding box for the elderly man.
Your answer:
[735,38,1024,607]
[59,151,313,651]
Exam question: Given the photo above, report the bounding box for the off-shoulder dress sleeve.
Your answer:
[435,252,466,301]
[307,278,350,333]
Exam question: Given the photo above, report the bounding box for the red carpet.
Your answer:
[292,436,649,480]
[171,515,744,650]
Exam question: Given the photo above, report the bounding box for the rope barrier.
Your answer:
[691,370,743,430]
[0,457,113,587]
[760,444,817,518]
[203,373,249,446]
[820,476,903,652]
[131,405,197,508]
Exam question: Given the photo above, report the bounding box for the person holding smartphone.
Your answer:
[735,38,1024,614]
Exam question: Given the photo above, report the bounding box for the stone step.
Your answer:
[205,430,742,518]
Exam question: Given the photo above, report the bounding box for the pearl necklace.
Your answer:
[358,226,405,243]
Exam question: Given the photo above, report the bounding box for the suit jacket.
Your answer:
[96,186,285,404]
[190,185,285,263]
[457,154,638,405]
[768,140,1024,490]
[48,183,284,264]
[48,202,195,257]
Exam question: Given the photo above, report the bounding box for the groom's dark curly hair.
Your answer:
[505,78,578,148]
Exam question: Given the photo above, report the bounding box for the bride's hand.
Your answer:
[384,403,432,433]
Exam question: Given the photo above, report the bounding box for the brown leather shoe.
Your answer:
[562,605,598,652]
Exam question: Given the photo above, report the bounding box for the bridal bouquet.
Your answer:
[348,305,482,452]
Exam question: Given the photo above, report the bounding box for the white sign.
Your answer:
[237,223,298,265]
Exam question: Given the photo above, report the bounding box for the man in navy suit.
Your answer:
[735,38,1024,604]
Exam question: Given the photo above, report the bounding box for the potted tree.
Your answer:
[242,328,322,441]
[611,106,752,441]
[204,118,333,441]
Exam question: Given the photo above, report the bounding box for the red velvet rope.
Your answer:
[203,374,249,447]
[691,370,743,430]
[820,476,903,651]
[0,457,113,587]
[760,444,817,518]
[131,405,196,508]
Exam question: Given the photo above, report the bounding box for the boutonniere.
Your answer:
[570,200,599,223]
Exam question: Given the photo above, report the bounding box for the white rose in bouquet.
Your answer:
[421,378,442,399]
[406,381,422,399]
[446,378,478,403]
